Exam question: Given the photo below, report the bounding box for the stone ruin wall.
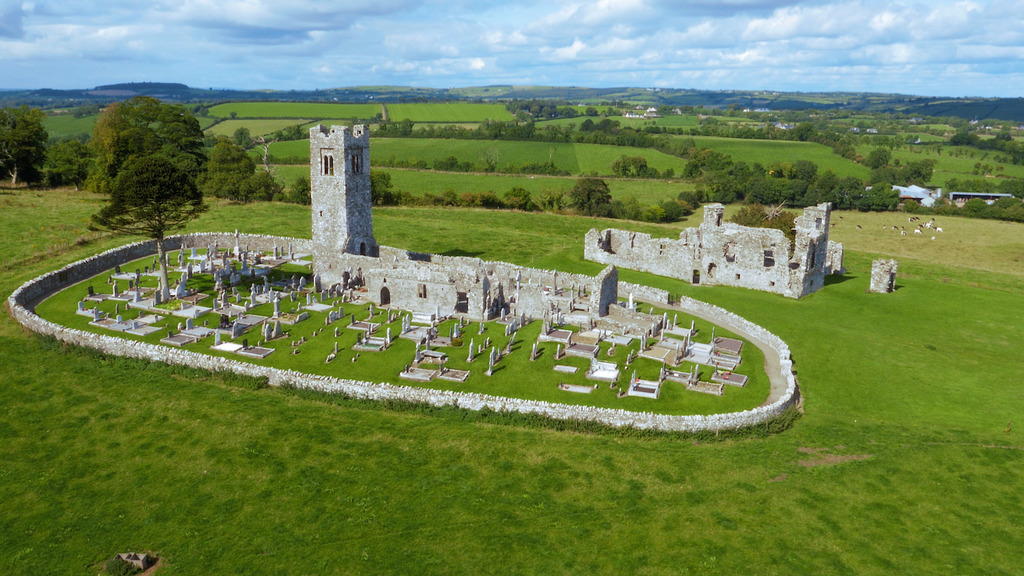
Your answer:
[8,232,800,433]
[585,203,843,299]
[325,247,619,322]
[869,259,898,294]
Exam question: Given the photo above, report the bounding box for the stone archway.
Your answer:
[380,286,391,306]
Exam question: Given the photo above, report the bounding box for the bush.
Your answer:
[104,557,142,576]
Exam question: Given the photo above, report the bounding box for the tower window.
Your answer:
[351,152,363,174]
[321,149,335,176]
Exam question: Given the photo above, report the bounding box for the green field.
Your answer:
[207,102,382,120]
[42,113,99,140]
[382,169,693,205]
[266,164,694,205]
[3,188,1024,575]
[263,138,696,176]
[384,103,515,123]
[864,145,1024,188]
[690,136,871,178]
[204,118,313,138]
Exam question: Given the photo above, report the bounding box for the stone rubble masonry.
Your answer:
[585,202,844,299]
[310,124,378,264]
[8,233,800,433]
[869,259,899,294]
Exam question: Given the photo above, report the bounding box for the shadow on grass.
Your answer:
[824,273,856,286]
[440,249,485,258]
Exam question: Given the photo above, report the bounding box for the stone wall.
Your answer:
[585,203,838,299]
[8,233,801,433]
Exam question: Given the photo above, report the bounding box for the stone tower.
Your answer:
[310,124,377,275]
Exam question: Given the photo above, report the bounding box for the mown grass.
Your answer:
[2,189,1024,575]
[34,262,769,416]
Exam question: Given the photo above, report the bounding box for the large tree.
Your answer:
[0,106,48,185]
[569,177,612,217]
[199,137,256,200]
[45,140,92,189]
[87,96,206,195]
[91,155,207,300]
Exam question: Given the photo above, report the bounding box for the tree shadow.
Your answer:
[440,249,485,258]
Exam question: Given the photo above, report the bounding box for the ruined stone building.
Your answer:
[585,203,844,298]
[309,125,621,324]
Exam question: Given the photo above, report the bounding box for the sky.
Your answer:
[1,0,1023,98]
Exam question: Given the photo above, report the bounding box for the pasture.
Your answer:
[689,136,871,179]
[2,187,1023,575]
[42,113,99,140]
[206,102,382,120]
[204,118,313,138]
[384,103,515,123]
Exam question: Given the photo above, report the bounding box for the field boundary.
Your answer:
[7,233,800,433]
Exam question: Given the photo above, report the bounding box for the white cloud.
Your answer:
[0,0,1022,96]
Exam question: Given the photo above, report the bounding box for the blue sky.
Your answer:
[1,0,1022,97]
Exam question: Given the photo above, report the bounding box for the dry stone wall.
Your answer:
[8,233,800,433]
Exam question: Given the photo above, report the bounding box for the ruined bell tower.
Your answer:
[310,124,378,275]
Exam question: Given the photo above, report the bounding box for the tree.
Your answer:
[286,175,311,205]
[866,147,892,169]
[730,203,796,240]
[370,170,399,205]
[569,177,612,217]
[199,137,256,201]
[232,127,252,149]
[502,187,537,211]
[45,140,92,189]
[91,155,207,301]
[88,96,206,195]
[0,106,48,185]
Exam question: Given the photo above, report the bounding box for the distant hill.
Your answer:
[4,82,1024,122]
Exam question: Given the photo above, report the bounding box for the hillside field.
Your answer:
[1,186,1023,574]
[207,102,382,120]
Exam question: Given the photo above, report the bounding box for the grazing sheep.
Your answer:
[936,227,943,233]
[914,229,922,235]
[856,225,862,229]
[901,230,906,236]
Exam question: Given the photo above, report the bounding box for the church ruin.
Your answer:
[585,203,844,298]
[309,125,624,326]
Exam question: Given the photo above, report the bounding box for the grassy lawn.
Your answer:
[2,187,1023,574]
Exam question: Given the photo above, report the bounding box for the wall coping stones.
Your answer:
[7,232,801,433]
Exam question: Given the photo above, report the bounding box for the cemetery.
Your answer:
[9,125,801,432]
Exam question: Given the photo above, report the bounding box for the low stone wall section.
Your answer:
[7,233,800,433]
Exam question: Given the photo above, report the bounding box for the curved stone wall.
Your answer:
[7,233,801,433]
